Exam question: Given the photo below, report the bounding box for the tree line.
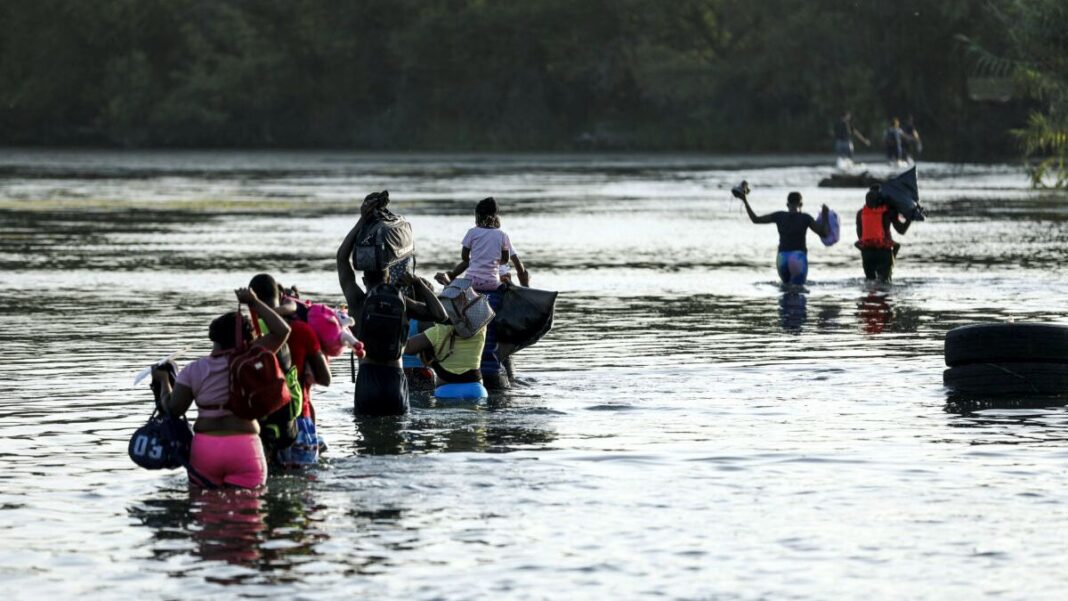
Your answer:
[0,0,1061,166]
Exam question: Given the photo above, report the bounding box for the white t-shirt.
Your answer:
[461,227,517,291]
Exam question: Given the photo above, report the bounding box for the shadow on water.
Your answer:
[778,291,807,333]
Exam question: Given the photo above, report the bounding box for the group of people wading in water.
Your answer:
[740,184,913,286]
[149,194,532,489]
[143,179,912,491]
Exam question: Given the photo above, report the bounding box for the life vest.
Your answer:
[859,205,893,249]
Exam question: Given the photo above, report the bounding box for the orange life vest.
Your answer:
[859,205,893,249]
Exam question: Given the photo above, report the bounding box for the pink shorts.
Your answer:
[189,432,267,489]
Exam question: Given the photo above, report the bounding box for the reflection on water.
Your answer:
[778,291,807,332]
[5,152,1068,599]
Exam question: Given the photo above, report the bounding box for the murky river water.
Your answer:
[2,149,1068,600]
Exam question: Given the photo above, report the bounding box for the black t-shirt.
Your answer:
[772,211,815,252]
[834,118,850,141]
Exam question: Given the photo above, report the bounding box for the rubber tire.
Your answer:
[944,323,1068,367]
[943,362,1068,396]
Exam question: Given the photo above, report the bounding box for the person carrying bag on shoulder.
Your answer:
[150,287,290,489]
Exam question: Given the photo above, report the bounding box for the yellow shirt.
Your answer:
[424,324,486,375]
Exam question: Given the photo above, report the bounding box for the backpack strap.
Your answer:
[433,329,458,363]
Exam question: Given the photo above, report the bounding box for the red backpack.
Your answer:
[225,308,291,420]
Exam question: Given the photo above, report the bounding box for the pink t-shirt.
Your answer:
[176,354,231,417]
[462,227,517,291]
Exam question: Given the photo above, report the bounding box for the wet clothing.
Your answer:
[861,248,895,281]
[189,432,267,489]
[462,226,517,291]
[771,211,816,252]
[354,363,409,416]
[776,250,809,285]
[424,324,486,377]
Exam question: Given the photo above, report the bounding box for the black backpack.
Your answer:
[358,284,409,361]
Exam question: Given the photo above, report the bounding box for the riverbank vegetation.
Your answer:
[0,0,1062,170]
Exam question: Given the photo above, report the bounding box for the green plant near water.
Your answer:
[960,0,1068,188]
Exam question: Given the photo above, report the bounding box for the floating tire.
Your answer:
[943,362,1068,396]
[944,323,1068,367]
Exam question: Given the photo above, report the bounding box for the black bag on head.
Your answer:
[357,283,409,361]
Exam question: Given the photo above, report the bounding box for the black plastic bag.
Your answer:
[494,284,558,352]
[881,167,927,221]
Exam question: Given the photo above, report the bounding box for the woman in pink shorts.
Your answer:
[153,287,291,489]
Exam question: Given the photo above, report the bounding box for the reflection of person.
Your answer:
[855,186,911,282]
[740,190,830,286]
[779,291,808,332]
[833,111,870,160]
[153,287,290,489]
[858,291,892,334]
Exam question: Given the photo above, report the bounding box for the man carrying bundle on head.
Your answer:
[337,191,447,416]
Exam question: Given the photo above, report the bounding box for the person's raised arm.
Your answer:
[436,247,470,286]
[403,275,448,323]
[236,287,290,353]
[809,204,830,238]
[741,196,775,224]
[336,223,366,310]
[891,210,912,235]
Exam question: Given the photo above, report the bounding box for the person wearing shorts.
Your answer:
[152,287,291,489]
[739,190,830,286]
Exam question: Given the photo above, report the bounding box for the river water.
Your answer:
[2,149,1067,600]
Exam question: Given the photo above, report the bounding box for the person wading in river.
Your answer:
[855,186,912,283]
[337,191,446,415]
[738,188,830,286]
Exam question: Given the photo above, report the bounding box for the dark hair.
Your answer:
[866,185,882,206]
[787,191,802,206]
[475,197,500,228]
[209,311,253,350]
[249,273,278,306]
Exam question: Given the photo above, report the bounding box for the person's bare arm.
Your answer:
[436,247,471,285]
[152,369,194,416]
[741,197,775,224]
[511,253,530,286]
[404,332,433,356]
[403,275,448,323]
[336,223,366,310]
[236,287,290,353]
[891,210,912,235]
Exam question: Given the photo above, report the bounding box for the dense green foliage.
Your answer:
[0,0,1042,157]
